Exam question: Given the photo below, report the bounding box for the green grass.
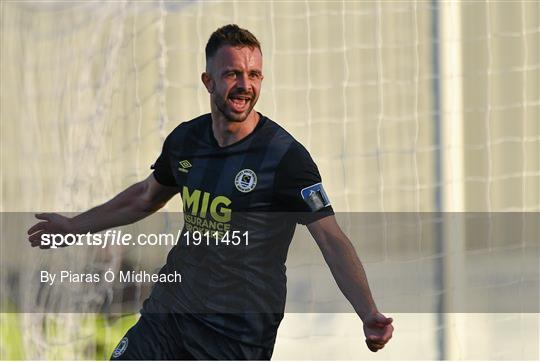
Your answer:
[0,312,25,360]
[0,311,138,360]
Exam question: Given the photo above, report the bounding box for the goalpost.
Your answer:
[437,0,466,359]
[1,0,538,360]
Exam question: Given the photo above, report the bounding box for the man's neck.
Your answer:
[211,110,260,147]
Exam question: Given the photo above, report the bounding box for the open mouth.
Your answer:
[228,95,251,112]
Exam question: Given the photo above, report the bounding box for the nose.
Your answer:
[236,72,251,92]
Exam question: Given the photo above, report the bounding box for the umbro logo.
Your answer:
[178,160,192,173]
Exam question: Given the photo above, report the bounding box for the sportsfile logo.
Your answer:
[178,160,192,173]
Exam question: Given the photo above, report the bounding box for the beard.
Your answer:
[213,89,258,123]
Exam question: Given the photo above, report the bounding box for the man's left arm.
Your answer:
[307,215,394,352]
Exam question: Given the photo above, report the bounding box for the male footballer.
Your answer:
[28,24,393,360]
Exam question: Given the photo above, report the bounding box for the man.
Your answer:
[28,24,393,360]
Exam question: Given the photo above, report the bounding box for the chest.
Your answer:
[168,146,279,212]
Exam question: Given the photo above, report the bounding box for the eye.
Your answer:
[249,71,262,80]
[225,71,237,79]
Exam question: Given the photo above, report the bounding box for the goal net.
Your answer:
[1,0,538,360]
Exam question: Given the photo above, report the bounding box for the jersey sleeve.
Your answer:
[151,135,177,187]
[274,142,334,225]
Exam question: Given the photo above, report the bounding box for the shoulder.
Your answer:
[257,117,318,180]
[167,113,210,139]
[284,139,312,163]
[277,140,318,179]
[259,116,311,160]
[163,113,211,147]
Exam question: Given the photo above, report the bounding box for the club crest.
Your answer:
[235,169,257,193]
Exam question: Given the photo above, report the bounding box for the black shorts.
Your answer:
[110,298,273,360]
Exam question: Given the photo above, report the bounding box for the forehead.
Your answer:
[210,45,263,70]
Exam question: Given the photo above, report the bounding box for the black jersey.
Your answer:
[148,113,333,349]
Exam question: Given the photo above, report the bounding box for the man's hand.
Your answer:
[363,311,393,352]
[307,216,394,352]
[27,213,73,248]
[26,174,178,249]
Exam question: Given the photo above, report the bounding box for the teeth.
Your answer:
[230,99,248,104]
[230,95,250,100]
[230,98,247,109]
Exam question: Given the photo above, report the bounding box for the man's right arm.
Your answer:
[27,174,178,248]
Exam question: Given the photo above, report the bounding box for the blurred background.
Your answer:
[1,0,539,360]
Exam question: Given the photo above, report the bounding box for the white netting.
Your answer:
[1,0,538,360]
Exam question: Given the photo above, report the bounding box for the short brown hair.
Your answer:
[205,24,261,63]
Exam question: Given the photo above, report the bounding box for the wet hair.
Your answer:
[205,24,261,64]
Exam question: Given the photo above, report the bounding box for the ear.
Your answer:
[201,72,214,93]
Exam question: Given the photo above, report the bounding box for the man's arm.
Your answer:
[27,174,178,247]
[307,215,394,352]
